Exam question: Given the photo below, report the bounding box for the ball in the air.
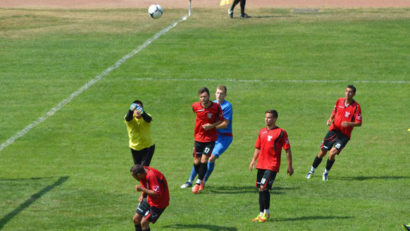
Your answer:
[148,4,163,19]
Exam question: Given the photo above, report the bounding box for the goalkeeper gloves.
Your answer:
[130,103,138,111]
[136,106,144,115]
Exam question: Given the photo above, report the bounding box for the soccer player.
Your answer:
[190,87,225,194]
[249,109,294,222]
[228,0,250,18]
[180,85,233,189]
[130,164,169,231]
[125,100,155,166]
[306,85,362,181]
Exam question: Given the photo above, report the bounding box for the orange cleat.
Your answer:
[192,184,200,194]
[252,215,261,222]
[199,181,205,192]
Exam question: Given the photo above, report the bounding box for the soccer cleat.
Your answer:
[322,171,328,181]
[198,181,205,192]
[192,184,200,194]
[240,13,251,18]
[402,224,410,231]
[306,171,314,179]
[258,213,270,223]
[180,181,192,189]
[251,214,261,222]
[228,9,233,18]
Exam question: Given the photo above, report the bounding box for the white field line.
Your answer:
[131,77,410,84]
[0,15,188,153]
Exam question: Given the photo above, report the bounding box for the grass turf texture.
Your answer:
[0,7,409,231]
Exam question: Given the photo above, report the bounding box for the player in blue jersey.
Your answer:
[181,85,233,190]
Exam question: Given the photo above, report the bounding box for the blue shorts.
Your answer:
[211,134,233,158]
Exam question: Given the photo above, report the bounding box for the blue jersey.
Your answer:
[214,100,233,136]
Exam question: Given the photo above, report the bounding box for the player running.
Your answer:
[189,87,224,194]
[249,109,294,222]
[130,164,169,231]
[306,85,362,181]
[181,85,233,189]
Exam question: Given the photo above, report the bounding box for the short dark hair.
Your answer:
[130,164,145,176]
[216,85,227,95]
[347,85,356,93]
[265,109,278,118]
[198,87,210,96]
[132,100,143,107]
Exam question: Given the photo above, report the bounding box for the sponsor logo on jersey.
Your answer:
[208,113,213,119]
[345,112,350,118]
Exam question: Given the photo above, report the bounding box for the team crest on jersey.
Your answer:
[267,135,273,141]
[345,112,350,118]
[208,113,213,119]
[153,185,160,192]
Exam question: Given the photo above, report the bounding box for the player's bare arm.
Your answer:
[249,149,260,171]
[341,121,361,127]
[215,119,229,129]
[202,120,223,130]
[136,185,159,198]
[285,148,294,176]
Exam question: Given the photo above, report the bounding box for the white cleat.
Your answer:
[306,171,314,179]
[322,172,328,181]
[180,181,192,189]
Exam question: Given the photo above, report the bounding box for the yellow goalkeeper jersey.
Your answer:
[125,114,153,151]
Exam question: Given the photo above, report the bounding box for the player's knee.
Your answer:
[141,217,150,228]
[201,156,209,163]
[318,150,327,158]
[329,150,338,160]
[133,214,142,224]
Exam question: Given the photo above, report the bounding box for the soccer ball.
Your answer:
[148,4,163,19]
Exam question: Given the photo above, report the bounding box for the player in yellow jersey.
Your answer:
[125,100,155,166]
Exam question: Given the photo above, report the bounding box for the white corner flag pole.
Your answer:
[188,0,192,16]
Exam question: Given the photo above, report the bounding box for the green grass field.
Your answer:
[0,7,409,231]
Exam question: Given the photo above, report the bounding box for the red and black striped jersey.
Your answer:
[329,98,362,138]
[192,102,224,142]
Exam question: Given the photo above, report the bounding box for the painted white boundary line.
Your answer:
[131,77,410,84]
[0,15,188,153]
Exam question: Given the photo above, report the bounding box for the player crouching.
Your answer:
[130,164,169,231]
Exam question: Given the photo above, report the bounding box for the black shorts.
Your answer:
[136,198,166,224]
[131,144,155,166]
[321,130,349,153]
[193,141,215,158]
[256,169,277,190]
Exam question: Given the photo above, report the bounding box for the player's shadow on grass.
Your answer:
[206,185,299,194]
[274,215,353,222]
[163,224,237,231]
[0,176,69,230]
[334,175,410,181]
